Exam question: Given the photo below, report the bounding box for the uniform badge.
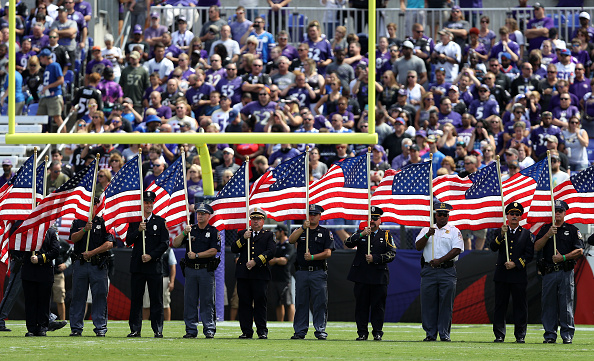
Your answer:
[445,230,450,234]
[206,232,211,238]
[564,231,570,236]
[153,225,157,231]
[318,233,322,238]
[578,230,583,240]
[96,225,100,230]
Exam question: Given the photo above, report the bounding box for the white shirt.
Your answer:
[143,57,174,80]
[433,40,461,83]
[209,38,241,59]
[172,30,195,49]
[416,223,464,262]
[555,61,576,83]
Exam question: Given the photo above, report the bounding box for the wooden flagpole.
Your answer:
[85,154,100,252]
[496,156,510,262]
[305,148,310,253]
[367,147,371,256]
[31,148,37,211]
[546,150,557,255]
[429,154,435,260]
[181,146,192,253]
[245,157,250,261]
[138,151,145,255]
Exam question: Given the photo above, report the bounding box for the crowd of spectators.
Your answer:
[2,1,594,249]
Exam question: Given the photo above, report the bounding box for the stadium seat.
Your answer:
[289,13,308,43]
[587,142,594,164]
[64,70,74,85]
[27,102,39,116]
[1,103,7,116]
[74,59,82,73]
[88,37,94,49]
[546,13,567,28]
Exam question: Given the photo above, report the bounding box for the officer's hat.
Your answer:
[505,202,524,215]
[249,207,267,219]
[308,204,324,215]
[143,191,156,202]
[433,202,453,212]
[195,202,214,214]
[554,200,569,211]
[370,206,384,216]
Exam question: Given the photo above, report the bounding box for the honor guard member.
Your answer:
[268,224,296,322]
[21,226,60,336]
[535,200,584,344]
[230,207,275,339]
[126,191,170,338]
[172,202,221,339]
[415,202,463,342]
[344,206,396,341]
[288,204,335,340]
[69,197,114,337]
[490,202,534,343]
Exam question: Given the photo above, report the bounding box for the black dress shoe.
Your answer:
[69,331,82,337]
[127,331,141,338]
[25,332,35,337]
[316,335,327,340]
[516,338,525,343]
[238,334,253,339]
[205,332,215,339]
[36,331,47,337]
[290,334,305,339]
[563,339,572,344]
[154,332,163,338]
[183,334,197,339]
[543,339,556,344]
[494,337,504,343]
[96,333,106,337]
[423,336,436,342]
[48,320,67,332]
[373,335,382,341]
[258,334,268,339]
[440,337,451,342]
[355,335,368,341]
[0,326,11,332]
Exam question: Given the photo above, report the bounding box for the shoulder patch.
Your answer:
[329,232,334,241]
[577,230,583,240]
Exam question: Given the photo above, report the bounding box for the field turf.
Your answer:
[1,321,593,360]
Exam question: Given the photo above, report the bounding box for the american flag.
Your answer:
[552,164,594,225]
[517,159,553,231]
[209,161,249,230]
[145,156,188,242]
[371,161,432,227]
[0,155,45,219]
[251,152,307,221]
[309,154,369,221]
[54,213,77,243]
[100,154,142,243]
[9,159,97,251]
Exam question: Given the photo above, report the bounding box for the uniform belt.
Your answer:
[544,261,575,274]
[423,260,454,269]
[296,265,327,272]
[188,262,209,270]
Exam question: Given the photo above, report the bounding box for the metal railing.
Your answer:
[38,105,79,161]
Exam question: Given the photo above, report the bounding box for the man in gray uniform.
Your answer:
[288,204,335,340]
[535,200,584,344]
[172,203,221,339]
[415,202,464,342]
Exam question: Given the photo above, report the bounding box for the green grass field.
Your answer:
[1,321,593,360]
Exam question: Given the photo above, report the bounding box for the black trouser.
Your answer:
[129,272,163,334]
[354,283,388,337]
[22,279,52,335]
[493,281,527,340]
[237,278,269,337]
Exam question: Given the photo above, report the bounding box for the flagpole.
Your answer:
[546,150,557,255]
[181,146,192,253]
[496,156,510,263]
[245,157,250,261]
[429,154,434,260]
[305,147,310,253]
[367,147,371,256]
[138,150,145,255]
[85,154,100,253]
[43,155,48,198]
[32,148,37,211]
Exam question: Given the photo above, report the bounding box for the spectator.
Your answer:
[88,110,107,133]
[15,38,35,73]
[525,3,554,52]
[37,48,65,132]
[404,70,425,110]
[382,116,411,165]
[394,40,427,85]
[283,71,316,109]
[144,42,174,84]
[168,100,197,132]
[209,24,239,63]
[344,41,368,71]
[94,168,111,198]
[464,28,488,63]
[161,78,185,111]
[128,0,148,32]
[161,32,183,64]
[303,21,333,76]
[148,91,172,121]
[429,67,452,107]
[64,0,86,53]
[186,70,215,116]
[437,123,459,158]
[187,36,209,69]
[213,147,240,189]
[552,92,579,129]
[447,85,467,115]
[0,159,14,187]
[478,15,496,55]
[230,6,253,43]
[119,51,149,115]
[50,6,77,65]
[144,158,166,186]
[549,151,570,187]
[46,160,69,194]
[1,71,26,116]
[562,115,590,171]
[505,18,525,61]
[276,30,297,61]
[440,155,457,175]
[438,97,462,128]
[186,164,204,211]
[444,6,470,50]
[73,72,103,120]
[469,84,500,123]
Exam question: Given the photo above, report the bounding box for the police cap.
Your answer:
[195,202,214,214]
[505,201,524,215]
[308,204,324,215]
[143,191,156,202]
[554,200,569,211]
[370,206,384,216]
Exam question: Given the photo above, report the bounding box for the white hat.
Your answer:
[580,11,591,20]
[402,40,414,49]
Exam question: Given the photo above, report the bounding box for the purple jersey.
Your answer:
[328,110,354,125]
[74,1,92,18]
[97,80,123,104]
[16,51,36,69]
[143,85,164,105]
[66,11,87,43]
[526,16,554,52]
[429,81,451,105]
[28,35,49,50]
[375,49,391,73]
[468,99,500,121]
[163,44,183,59]
[86,58,112,75]
[186,82,214,114]
[205,68,226,87]
[456,126,474,147]
[570,78,590,107]
[216,76,242,105]
[503,118,531,134]
[151,105,172,119]
[530,125,563,157]
[287,87,313,108]
[281,44,298,61]
[305,38,333,75]
[438,111,462,128]
[478,30,496,54]
[489,41,520,61]
[552,106,580,124]
[240,100,277,132]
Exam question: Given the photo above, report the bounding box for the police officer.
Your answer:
[415,202,463,342]
[126,191,169,338]
[172,202,221,339]
[268,224,296,322]
[230,207,275,339]
[21,226,60,336]
[288,204,335,340]
[491,202,534,343]
[535,200,584,344]
[344,206,396,341]
[69,198,114,337]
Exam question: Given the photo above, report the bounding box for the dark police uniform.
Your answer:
[126,191,169,337]
[179,203,221,338]
[535,200,584,344]
[230,207,275,339]
[0,250,26,331]
[490,202,534,343]
[344,206,396,341]
[292,204,335,340]
[21,227,60,336]
[268,225,296,316]
[69,215,114,336]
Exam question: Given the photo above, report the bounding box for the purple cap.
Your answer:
[151,12,159,19]
[416,129,427,138]
[2,159,12,166]
[560,49,571,55]
[452,5,461,10]
[479,84,490,91]
[398,88,408,96]
[372,145,385,153]
[133,24,143,34]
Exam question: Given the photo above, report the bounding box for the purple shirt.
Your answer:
[186,83,214,113]
[478,30,496,54]
[530,125,563,158]
[74,1,92,18]
[468,99,500,121]
[143,85,164,105]
[438,111,462,128]
[144,25,168,43]
[163,44,183,59]
[281,44,298,61]
[240,100,277,132]
[216,76,243,105]
[230,19,253,42]
[27,35,49,51]
[526,16,554,51]
[489,41,520,61]
[375,49,391,73]
[456,126,474,147]
[16,50,36,69]
[552,105,580,123]
[287,87,313,108]
[97,80,123,104]
[205,68,226,87]
[464,43,487,58]
[86,58,112,75]
[428,81,451,105]
[151,105,172,119]
[570,78,590,107]
[305,38,333,75]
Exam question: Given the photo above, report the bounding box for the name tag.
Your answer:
[206,232,211,238]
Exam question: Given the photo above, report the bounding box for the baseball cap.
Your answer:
[178,15,187,23]
[333,45,344,52]
[92,45,101,52]
[438,29,452,37]
[452,5,461,11]
[133,24,143,34]
[580,11,591,20]
[402,40,414,49]
[550,152,560,160]
[469,27,480,36]
[372,145,385,153]
[416,129,427,138]
[479,84,490,91]
[449,85,459,93]
[508,160,520,169]
[456,140,466,147]
[2,159,12,166]
[38,48,52,57]
[514,94,526,102]
[394,117,406,125]
[223,147,234,155]
[145,115,161,124]
[122,97,133,104]
[57,5,66,12]
[410,144,420,151]
[471,149,483,157]
[275,224,288,233]
[545,134,559,143]
[398,88,408,96]
[505,148,519,157]
[501,52,512,60]
[129,51,140,59]
[560,49,571,56]
[533,2,544,9]
[151,12,159,19]
[427,135,437,143]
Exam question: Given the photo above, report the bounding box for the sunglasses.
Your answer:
[253,64,263,67]
[508,212,521,216]
[436,212,449,217]
[77,123,86,127]
[308,213,320,216]
[415,30,424,33]
[371,215,381,221]
[407,75,416,78]
[547,71,557,73]
[569,121,579,124]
